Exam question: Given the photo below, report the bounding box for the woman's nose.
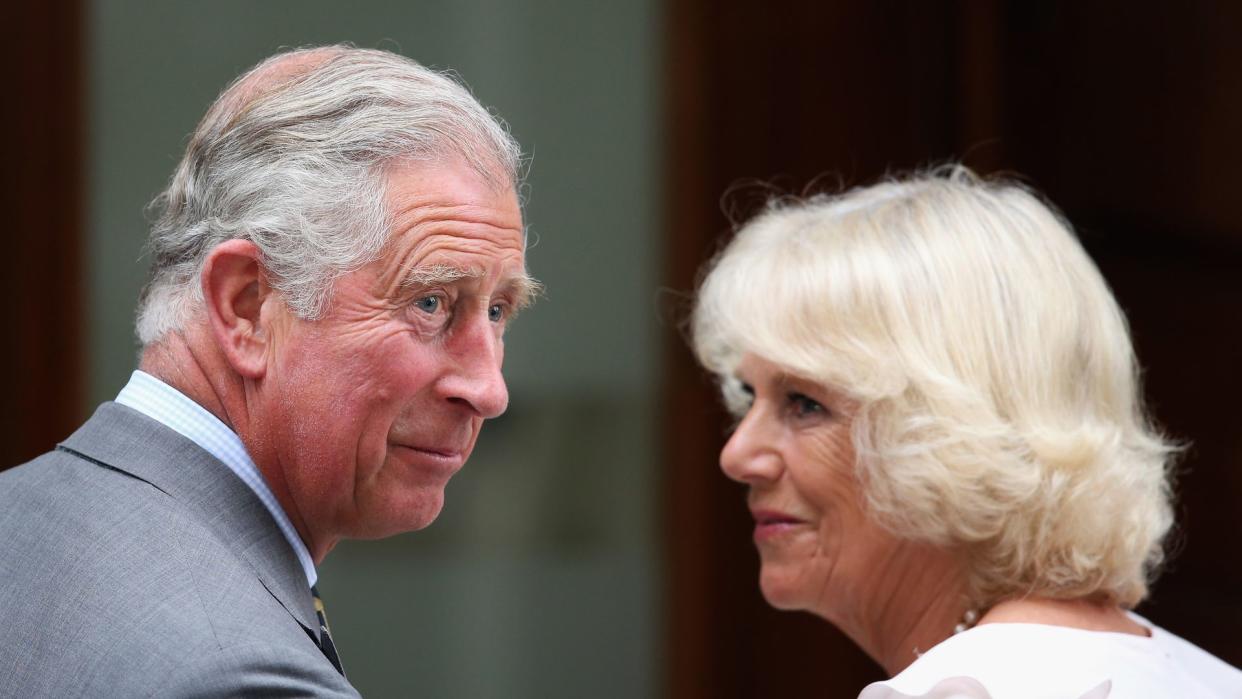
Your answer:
[719,409,782,485]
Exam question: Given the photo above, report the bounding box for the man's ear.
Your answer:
[201,239,278,379]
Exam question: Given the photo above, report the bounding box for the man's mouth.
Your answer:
[402,445,460,458]
[390,442,469,473]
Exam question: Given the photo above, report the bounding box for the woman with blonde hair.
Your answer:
[691,167,1241,697]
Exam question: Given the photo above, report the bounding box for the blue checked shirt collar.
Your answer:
[116,370,317,586]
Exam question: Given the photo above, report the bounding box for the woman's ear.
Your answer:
[200,239,278,379]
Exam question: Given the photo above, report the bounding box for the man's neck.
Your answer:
[138,329,242,432]
[137,328,327,563]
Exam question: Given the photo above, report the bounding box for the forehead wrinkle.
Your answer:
[390,199,522,231]
[384,220,521,285]
[394,217,525,251]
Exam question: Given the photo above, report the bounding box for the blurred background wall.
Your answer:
[5,2,1241,698]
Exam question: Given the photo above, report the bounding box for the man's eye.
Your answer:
[414,295,441,314]
[488,304,506,322]
[789,393,826,418]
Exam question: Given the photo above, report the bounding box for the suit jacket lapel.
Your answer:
[58,402,319,635]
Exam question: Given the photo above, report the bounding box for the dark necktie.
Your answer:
[310,585,345,676]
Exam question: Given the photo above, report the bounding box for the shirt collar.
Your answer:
[115,370,317,586]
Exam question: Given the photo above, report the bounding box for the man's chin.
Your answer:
[348,491,446,540]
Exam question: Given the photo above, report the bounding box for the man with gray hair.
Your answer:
[0,45,537,697]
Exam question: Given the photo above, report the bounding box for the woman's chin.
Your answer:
[758,566,809,611]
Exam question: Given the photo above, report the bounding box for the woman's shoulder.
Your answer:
[859,614,1242,699]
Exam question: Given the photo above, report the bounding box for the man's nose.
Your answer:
[440,314,509,419]
[719,409,782,485]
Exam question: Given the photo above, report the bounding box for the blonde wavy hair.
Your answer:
[691,167,1177,609]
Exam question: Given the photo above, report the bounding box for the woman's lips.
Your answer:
[750,509,807,543]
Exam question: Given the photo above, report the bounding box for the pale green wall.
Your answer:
[89,1,663,696]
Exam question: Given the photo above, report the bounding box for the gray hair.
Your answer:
[136,45,522,345]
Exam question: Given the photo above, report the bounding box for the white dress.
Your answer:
[858,614,1242,699]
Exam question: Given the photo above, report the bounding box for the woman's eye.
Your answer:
[414,295,441,314]
[721,380,754,420]
[789,393,825,417]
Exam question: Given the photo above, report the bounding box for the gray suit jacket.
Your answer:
[0,402,361,698]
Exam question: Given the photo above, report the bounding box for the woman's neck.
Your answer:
[828,542,972,676]
[978,597,1150,636]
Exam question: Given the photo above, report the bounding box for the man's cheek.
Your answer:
[355,411,401,475]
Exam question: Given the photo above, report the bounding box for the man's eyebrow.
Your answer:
[400,263,543,310]
[502,274,544,311]
[400,263,481,289]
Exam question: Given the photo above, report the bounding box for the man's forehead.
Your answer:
[384,156,522,227]
[375,157,532,300]
[383,180,526,266]
[389,225,527,278]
